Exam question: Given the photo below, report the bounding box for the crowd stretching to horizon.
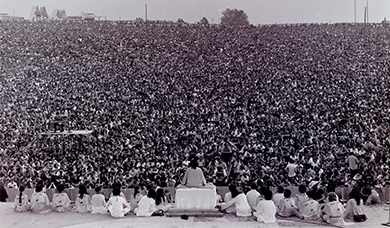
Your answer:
[0,20,389,196]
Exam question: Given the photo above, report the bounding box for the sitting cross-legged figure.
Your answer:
[277,189,299,217]
[30,184,51,214]
[52,184,71,212]
[91,186,107,214]
[253,189,277,223]
[321,192,348,226]
[14,186,29,212]
[107,187,131,218]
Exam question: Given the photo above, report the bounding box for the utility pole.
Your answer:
[354,0,356,23]
[145,4,148,22]
[364,7,367,24]
[366,0,369,23]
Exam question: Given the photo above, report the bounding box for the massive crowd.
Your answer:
[0,21,389,193]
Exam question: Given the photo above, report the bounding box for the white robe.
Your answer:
[321,201,347,226]
[107,195,131,218]
[74,194,92,213]
[52,193,71,212]
[253,200,277,223]
[91,193,107,214]
[30,192,51,213]
[221,193,251,217]
[134,196,157,217]
[14,194,29,212]
[246,190,260,210]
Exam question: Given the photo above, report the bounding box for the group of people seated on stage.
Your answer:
[13,183,173,218]
[13,174,381,225]
[215,182,381,225]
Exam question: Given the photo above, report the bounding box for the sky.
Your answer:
[1,0,389,24]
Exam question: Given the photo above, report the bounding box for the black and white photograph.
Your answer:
[0,0,389,227]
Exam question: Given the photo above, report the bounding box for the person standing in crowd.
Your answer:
[30,184,51,213]
[0,182,8,202]
[107,187,131,218]
[345,188,367,222]
[253,189,277,223]
[246,182,261,211]
[347,153,359,178]
[218,184,251,217]
[321,192,348,226]
[74,184,92,213]
[91,186,107,214]
[52,184,71,212]
[14,185,29,212]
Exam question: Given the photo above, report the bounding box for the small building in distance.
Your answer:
[30,6,49,20]
[0,13,24,21]
[51,9,67,20]
[81,12,96,21]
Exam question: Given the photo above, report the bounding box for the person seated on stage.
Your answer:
[107,187,131,218]
[272,186,284,209]
[345,188,367,222]
[134,188,158,217]
[253,189,277,223]
[321,192,348,226]
[30,184,51,213]
[296,190,321,220]
[51,184,71,212]
[109,182,127,201]
[277,189,299,217]
[74,184,92,213]
[129,186,143,212]
[217,184,251,217]
[180,160,207,188]
[14,185,29,212]
[0,182,8,202]
[246,182,261,211]
[362,187,381,205]
[294,184,309,212]
[91,186,107,214]
[155,188,173,214]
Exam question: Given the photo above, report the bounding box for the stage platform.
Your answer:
[1,202,388,228]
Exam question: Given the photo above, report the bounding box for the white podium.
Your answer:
[175,188,217,209]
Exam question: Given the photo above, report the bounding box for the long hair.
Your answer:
[78,184,88,199]
[147,188,156,199]
[349,188,361,205]
[155,188,165,206]
[19,186,25,204]
[189,160,198,169]
[133,186,140,198]
[229,184,240,198]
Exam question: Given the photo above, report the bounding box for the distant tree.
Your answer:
[199,17,209,25]
[177,18,185,24]
[220,8,249,26]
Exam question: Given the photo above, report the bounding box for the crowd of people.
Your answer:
[0,20,389,194]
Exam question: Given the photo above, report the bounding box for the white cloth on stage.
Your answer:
[175,187,217,209]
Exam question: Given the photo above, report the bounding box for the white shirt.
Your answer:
[221,193,251,217]
[91,193,107,214]
[254,200,277,223]
[246,189,260,210]
[107,195,130,218]
[134,196,156,217]
[52,193,71,212]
